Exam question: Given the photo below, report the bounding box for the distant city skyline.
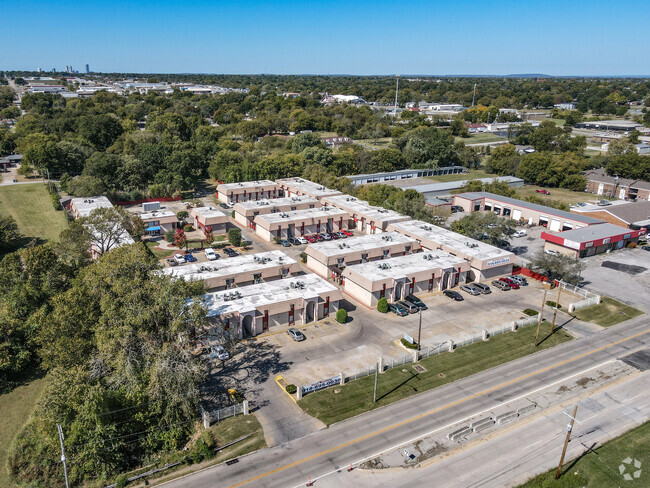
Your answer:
[4,0,650,76]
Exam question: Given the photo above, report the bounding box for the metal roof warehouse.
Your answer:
[541,223,645,258]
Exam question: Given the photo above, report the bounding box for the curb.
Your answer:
[275,375,298,403]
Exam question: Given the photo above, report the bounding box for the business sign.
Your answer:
[486,257,511,267]
[403,333,415,344]
[302,374,342,394]
[562,239,581,250]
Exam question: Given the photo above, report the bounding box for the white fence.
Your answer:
[561,282,601,313]
[201,402,246,428]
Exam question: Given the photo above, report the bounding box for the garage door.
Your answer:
[550,219,561,232]
[512,209,521,220]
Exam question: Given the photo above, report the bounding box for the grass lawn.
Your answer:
[518,421,649,487]
[570,297,644,327]
[455,133,507,144]
[298,324,572,426]
[427,168,498,183]
[515,185,596,206]
[355,137,393,149]
[0,376,49,488]
[145,240,174,259]
[0,185,68,243]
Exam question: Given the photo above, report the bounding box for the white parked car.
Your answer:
[544,249,560,256]
[173,253,186,264]
[296,236,308,244]
[204,248,218,260]
[513,230,527,238]
[212,344,229,360]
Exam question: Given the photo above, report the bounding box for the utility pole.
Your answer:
[555,404,579,479]
[57,424,70,488]
[373,361,379,403]
[471,83,477,107]
[535,289,548,347]
[393,75,400,117]
[550,280,563,333]
[417,309,422,352]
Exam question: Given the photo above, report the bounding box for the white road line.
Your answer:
[291,358,617,488]
[524,439,544,449]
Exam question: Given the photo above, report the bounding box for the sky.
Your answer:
[3,0,649,75]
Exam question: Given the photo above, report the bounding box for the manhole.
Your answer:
[413,365,427,374]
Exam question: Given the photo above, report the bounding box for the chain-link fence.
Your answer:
[201,402,244,428]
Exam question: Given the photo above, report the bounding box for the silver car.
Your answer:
[507,275,528,286]
[398,301,418,314]
[287,328,305,341]
[460,284,481,296]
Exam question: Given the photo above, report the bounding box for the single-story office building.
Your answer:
[233,196,320,229]
[202,273,342,338]
[305,231,421,279]
[542,223,645,258]
[387,220,515,281]
[253,206,350,242]
[342,251,470,307]
[570,200,650,229]
[216,180,279,205]
[140,210,180,236]
[275,177,343,200]
[68,196,115,219]
[162,251,300,290]
[190,206,230,235]
[322,195,411,234]
[452,192,603,231]
[346,167,466,185]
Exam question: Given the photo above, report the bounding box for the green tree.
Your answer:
[529,249,584,285]
[66,175,106,197]
[228,228,242,247]
[450,212,516,246]
[486,143,520,175]
[77,114,124,151]
[0,216,22,251]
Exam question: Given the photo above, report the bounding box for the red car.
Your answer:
[341,230,354,237]
[499,277,520,289]
[304,235,318,243]
[536,189,551,195]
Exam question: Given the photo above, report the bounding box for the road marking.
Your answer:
[524,439,544,449]
[183,327,649,488]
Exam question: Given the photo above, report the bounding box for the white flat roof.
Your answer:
[140,210,176,220]
[344,250,467,281]
[323,195,409,224]
[71,196,113,217]
[276,178,342,198]
[256,206,348,225]
[192,206,228,219]
[202,273,340,316]
[163,251,296,284]
[308,231,417,258]
[218,180,277,191]
[388,220,513,261]
[234,196,319,212]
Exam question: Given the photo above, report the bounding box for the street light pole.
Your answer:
[57,424,70,488]
[417,309,422,352]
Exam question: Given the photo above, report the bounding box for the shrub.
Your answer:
[165,229,175,243]
[183,224,193,232]
[285,384,297,394]
[228,228,242,247]
[231,210,235,218]
[115,475,128,488]
[299,252,307,263]
[523,308,539,316]
[546,300,561,309]
[177,210,189,221]
[401,338,418,349]
[377,297,388,313]
[336,308,347,324]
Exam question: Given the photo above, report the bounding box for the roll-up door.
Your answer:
[550,219,561,232]
[512,209,522,220]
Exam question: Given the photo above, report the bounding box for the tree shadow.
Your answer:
[0,366,46,395]
[536,318,570,347]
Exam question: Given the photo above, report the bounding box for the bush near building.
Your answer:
[377,297,388,313]
[228,228,242,247]
[336,308,348,324]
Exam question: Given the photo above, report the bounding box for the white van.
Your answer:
[205,248,218,260]
[513,230,527,238]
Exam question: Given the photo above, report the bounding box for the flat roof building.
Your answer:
[342,251,470,307]
[305,231,421,279]
[233,196,320,229]
[322,195,411,234]
[69,196,114,219]
[542,223,645,258]
[276,177,342,200]
[216,180,279,205]
[202,273,342,338]
[162,250,300,290]
[403,176,524,199]
[253,206,350,242]
[387,220,514,281]
[570,200,650,229]
[453,192,603,231]
[139,209,179,236]
[346,167,466,186]
[189,206,230,234]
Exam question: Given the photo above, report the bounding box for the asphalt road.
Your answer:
[160,317,649,488]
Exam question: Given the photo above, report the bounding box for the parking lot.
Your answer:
[241,279,581,387]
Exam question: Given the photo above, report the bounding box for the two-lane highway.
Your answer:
[161,318,649,488]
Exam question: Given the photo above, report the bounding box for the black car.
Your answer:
[288,237,302,245]
[642,245,650,251]
[389,303,409,316]
[404,294,427,310]
[451,205,464,213]
[443,290,464,301]
[223,248,238,257]
[219,203,230,209]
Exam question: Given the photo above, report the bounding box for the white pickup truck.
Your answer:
[204,248,218,260]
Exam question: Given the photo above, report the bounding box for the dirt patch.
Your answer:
[359,457,387,470]
[416,441,447,463]
[576,377,595,388]
[556,385,569,393]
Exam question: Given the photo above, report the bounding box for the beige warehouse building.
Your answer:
[276,177,343,200]
[387,220,515,281]
[342,251,470,307]
[322,195,411,234]
[162,251,300,290]
[253,206,350,242]
[233,196,320,229]
[305,231,420,280]
[202,273,342,338]
[190,206,230,234]
[216,180,279,205]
